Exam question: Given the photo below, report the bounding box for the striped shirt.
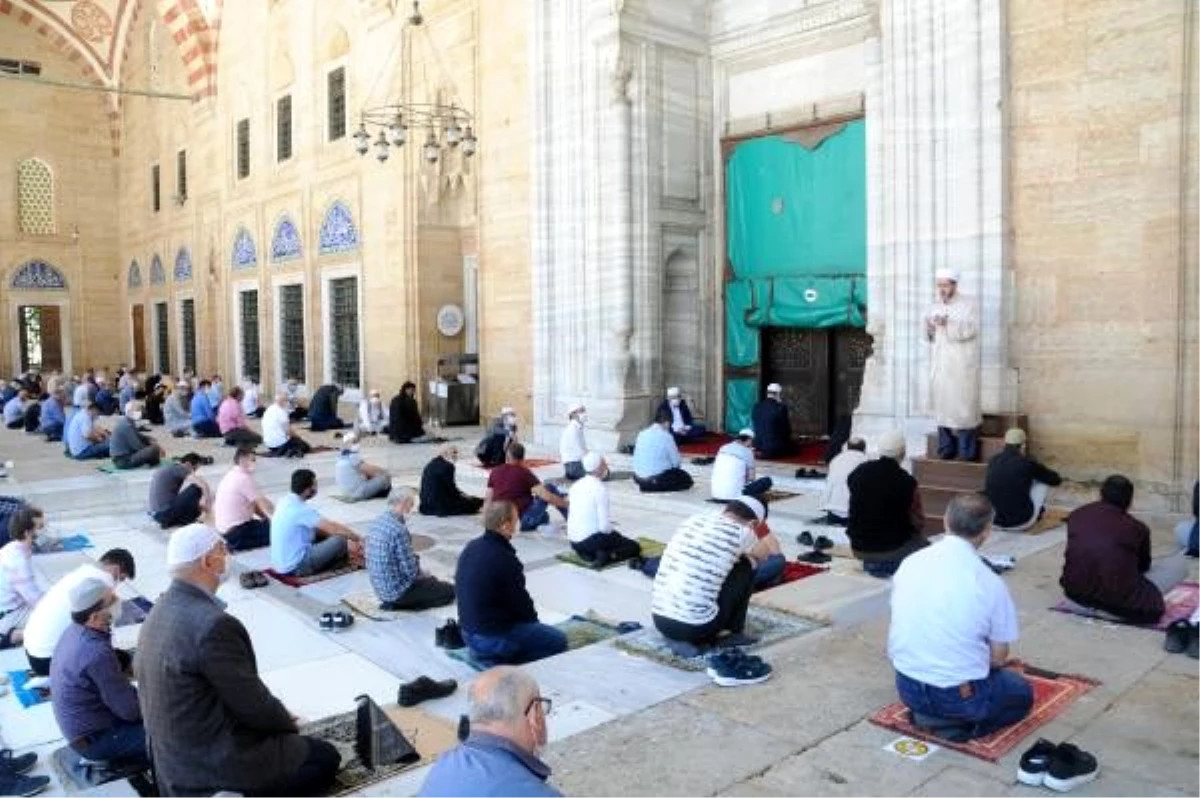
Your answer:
[651,512,758,626]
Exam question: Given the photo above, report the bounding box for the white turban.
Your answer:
[935,268,960,283]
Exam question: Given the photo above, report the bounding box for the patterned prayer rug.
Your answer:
[868,663,1099,762]
[758,489,801,504]
[612,606,822,671]
[265,536,434,588]
[1050,581,1198,630]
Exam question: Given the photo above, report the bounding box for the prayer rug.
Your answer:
[1050,581,1198,630]
[678,433,733,457]
[1026,508,1070,536]
[556,536,666,569]
[33,534,93,553]
[445,614,626,672]
[8,669,50,708]
[754,561,828,593]
[758,488,801,504]
[300,704,456,796]
[481,457,558,470]
[867,663,1099,762]
[758,440,827,466]
[606,470,635,482]
[613,606,822,672]
[96,458,176,474]
[264,562,363,588]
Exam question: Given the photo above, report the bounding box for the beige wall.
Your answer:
[0,19,122,377]
[1008,0,1198,507]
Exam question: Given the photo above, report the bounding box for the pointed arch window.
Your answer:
[150,254,166,285]
[271,216,302,263]
[128,260,143,289]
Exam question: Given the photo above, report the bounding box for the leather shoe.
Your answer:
[398,676,457,707]
[797,531,814,547]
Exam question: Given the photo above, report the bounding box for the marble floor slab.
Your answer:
[224,598,347,672]
[260,652,415,724]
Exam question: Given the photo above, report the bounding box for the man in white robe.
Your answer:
[926,268,981,460]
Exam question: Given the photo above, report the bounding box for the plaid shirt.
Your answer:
[365,511,420,602]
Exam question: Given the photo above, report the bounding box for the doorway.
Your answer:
[760,326,872,437]
[17,305,63,373]
[131,305,146,371]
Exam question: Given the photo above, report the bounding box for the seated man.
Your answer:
[419,667,561,798]
[711,429,772,501]
[206,375,225,409]
[50,577,149,771]
[847,430,927,578]
[0,507,48,649]
[218,386,263,447]
[567,453,641,566]
[485,443,568,532]
[1177,480,1198,557]
[656,386,706,441]
[455,501,567,665]
[358,389,389,436]
[365,488,454,610]
[214,447,274,551]
[270,469,362,578]
[25,548,136,676]
[1060,475,1189,624]
[3,388,28,429]
[985,428,1062,532]
[39,387,67,441]
[162,383,192,437]
[632,410,694,493]
[148,453,212,529]
[143,381,166,426]
[308,383,347,432]
[420,445,485,517]
[262,391,312,458]
[94,378,119,416]
[138,524,341,796]
[388,382,433,443]
[476,407,518,467]
[889,493,1033,740]
[558,404,588,480]
[190,380,221,438]
[335,433,393,501]
[821,435,868,525]
[110,401,165,470]
[279,377,309,422]
[66,402,111,460]
[750,383,796,459]
[651,497,772,650]
[241,377,265,418]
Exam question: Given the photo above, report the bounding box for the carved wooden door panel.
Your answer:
[131,305,146,372]
[761,327,828,437]
[39,306,62,372]
[832,327,873,422]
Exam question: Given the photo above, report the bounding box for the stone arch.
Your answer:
[10,259,68,290]
[127,260,143,289]
[174,247,193,282]
[321,23,350,61]
[271,44,294,91]
[16,158,56,235]
[270,215,302,263]
[318,201,358,256]
[158,0,223,98]
[150,254,166,285]
[232,225,257,269]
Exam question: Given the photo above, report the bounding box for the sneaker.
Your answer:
[1016,738,1058,786]
[813,535,834,551]
[0,750,37,776]
[1043,743,1099,792]
[711,656,773,687]
[715,632,760,649]
[398,676,457,707]
[0,773,50,797]
[705,648,745,678]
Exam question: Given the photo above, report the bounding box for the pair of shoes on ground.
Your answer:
[0,749,49,797]
[706,647,772,687]
[797,531,834,550]
[398,676,457,707]
[319,610,354,631]
[435,619,465,650]
[1018,739,1099,792]
[1164,620,1199,658]
[239,570,268,589]
[794,467,825,479]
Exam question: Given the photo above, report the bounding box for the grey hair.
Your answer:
[387,487,418,509]
[468,668,538,724]
[944,493,995,539]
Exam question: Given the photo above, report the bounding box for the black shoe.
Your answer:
[715,632,760,649]
[0,750,37,776]
[627,556,645,571]
[797,550,832,564]
[1016,738,1058,786]
[434,624,446,648]
[398,676,458,707]
[813,535,834,551]
[797,531,814,547]
[0,773,50,797]
[1164,619,1191,653]
[438,620,465,650]
[1189,625,1199,660]
[456,714,470,741]
[1043,742,1099,792]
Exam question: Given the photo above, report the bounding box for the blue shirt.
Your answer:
[631,424,681,479]
[190,392,215,424]
[50,624,142,742]
[2,396,24,425]
[270,493,322,574]
[41,396,65,429]
[66,411,94,456]
[419,732,560,797]
[365,511,420,601]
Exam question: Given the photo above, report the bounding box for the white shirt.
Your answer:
[566,475,610,542]
[559,419,587,463]
[888,535,1019,687]
[651,512,758,626]
[711,441,754,500]
[261,403,291,449]
[821,449,868,517]
[241,383,260,415]
[358,399,388,432]
[23,564,114,659]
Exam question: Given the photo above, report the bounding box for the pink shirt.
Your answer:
[217,397,247,435]
[214,468,260,532]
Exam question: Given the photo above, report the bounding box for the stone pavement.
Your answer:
[0,417,1195,797]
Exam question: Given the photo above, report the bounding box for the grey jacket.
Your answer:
[135,580,307,796]
[109,417,150,459]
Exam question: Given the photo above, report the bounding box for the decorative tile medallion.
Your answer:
[318,201,358,256]
[174,247,192,282]
[150,254,165,284]
[271,216,302,263]
[232,226,257,270]
[127,260,142,289]
[10,259,67,290]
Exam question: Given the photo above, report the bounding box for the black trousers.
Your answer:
[572,531,642,562]
[381,576,456,611]
[653,557,755,644]
[634,468,694,493]
[153,485,203,530]
[268,436,311,458]
[250,737,341,797]
[224,427,263,446]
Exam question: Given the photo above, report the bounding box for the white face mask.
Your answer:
[669,399,681,407]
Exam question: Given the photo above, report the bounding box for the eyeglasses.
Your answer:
[525,696,552,717]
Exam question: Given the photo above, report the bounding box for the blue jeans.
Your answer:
[937,426,979,461]
[463,622,568,666]
[519,484,568,531]
[74,722,150,770]
[754,553,786,588]
[71,441,110,460]
[895,668,1033,739]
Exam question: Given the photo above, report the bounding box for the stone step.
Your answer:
[923,513,946,534]
[913,457,987,490]
[925,433,1007,461]
[919,485,964,517]
[981,413,1027,438]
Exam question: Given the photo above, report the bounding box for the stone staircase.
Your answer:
[914,413,1027,534]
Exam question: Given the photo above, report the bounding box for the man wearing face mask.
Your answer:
[388,382,435,443]
[655,387,706,442]
[558,403,588,480]
[270,469,363,578]
[109,400,165,470]
[477,407,519,467]
[137,524,341,796]
[358,388,390,436]
[419,666,561,797]
[50,577,149,771]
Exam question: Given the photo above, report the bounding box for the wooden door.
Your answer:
[131,305,146,371]
[832,327,873,422]
[761,327,828,437]
[17,305,62,372]
[39,306,62,371]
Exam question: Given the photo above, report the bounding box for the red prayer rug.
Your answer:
[1050,581,1198,630]
[754,561,828,593]
[868,663,1099,762]
[679,433,733,457]
[480,457,558,470]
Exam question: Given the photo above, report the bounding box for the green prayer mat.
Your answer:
[96,456,177,474]
[556,536,666,569]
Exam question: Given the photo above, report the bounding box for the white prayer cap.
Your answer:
[68,576,113,613]
[500,406,515,416]
[582,451,603,473]
[738,428,755,439]
[341,432,359,448]
[666,387,681,398]
[935,268,960,283]
[877,430,907,459]
[733,495,766,522]
[766,383,782,394]
[567,402,585,416]
[167,523,224,567]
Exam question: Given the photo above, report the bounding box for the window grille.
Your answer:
[240,290,261,382]
[278,284,306,381]
[329,277,359,387]
[327,67,346,141]
[236,119,250,179]
[277,95,293,162]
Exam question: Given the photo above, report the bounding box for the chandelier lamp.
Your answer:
[353,1,478,164]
